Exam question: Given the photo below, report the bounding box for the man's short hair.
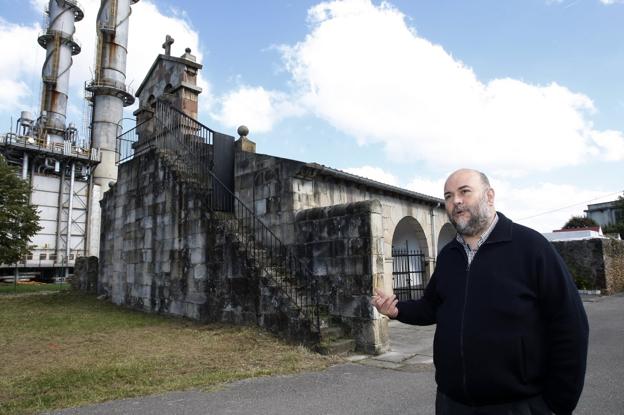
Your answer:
[477,171,491,188]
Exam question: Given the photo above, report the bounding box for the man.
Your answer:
[372,169,589,415]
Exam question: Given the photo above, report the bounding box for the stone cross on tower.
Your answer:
[162,35,174,56]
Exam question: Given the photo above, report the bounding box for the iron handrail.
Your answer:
[115,118,150,164]
[205,168,321,333]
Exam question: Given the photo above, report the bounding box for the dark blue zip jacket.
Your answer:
[396,212,589,415]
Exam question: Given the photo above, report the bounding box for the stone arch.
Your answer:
[390,216,430,301]
[437,222,456,254]
[391,216,429,256]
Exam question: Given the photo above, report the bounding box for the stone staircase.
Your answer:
[232,229,356,355]
[149,101,356,355]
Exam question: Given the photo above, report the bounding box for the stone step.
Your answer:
[320,325,344,340]
[318,338,356,356]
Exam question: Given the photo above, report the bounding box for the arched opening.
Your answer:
[392,216,428,253]
[385,216,435,364]
[438,223,456,254]
[391,216,429,301]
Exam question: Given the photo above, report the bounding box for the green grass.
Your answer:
[0,292,337,415]
[0,282,69,295]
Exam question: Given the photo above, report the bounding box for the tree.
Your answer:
[603,195,624,238]
[562,216,599,229]
[0,154,42,265]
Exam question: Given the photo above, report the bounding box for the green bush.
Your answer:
[562,216,599,229]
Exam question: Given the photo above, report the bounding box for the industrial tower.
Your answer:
[0,0,139,280]
[86,0,139,188]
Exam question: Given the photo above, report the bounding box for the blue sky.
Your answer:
[1,0,623,232]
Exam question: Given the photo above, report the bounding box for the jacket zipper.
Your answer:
[459,250,473,404]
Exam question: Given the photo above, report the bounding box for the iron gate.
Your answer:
[392,247,427,300]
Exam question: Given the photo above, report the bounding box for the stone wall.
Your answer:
[70,256,98,293]
[234,151,448,251]
[552,238,624,294]
[603,239,624,294]
[234,151,448,298]
[100,150,226,320]
[295,200,388,354]
[99,147,449,352]
[99,149,318,344]
[234,151,301,245]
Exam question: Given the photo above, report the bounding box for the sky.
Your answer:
[0,0,623,232]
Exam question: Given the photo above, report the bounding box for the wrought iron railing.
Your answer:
[116,119,147,164]
[207,170,321,334]
[150,99,215,190]
[116,100,214,170]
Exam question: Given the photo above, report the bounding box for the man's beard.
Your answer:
[449,192,492,237]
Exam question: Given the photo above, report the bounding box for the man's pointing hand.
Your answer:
[371,287,399,319]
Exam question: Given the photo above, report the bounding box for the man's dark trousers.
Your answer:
[436,390,552,415]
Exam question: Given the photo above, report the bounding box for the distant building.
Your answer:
[585,200,623,228]
[543,227,605,242]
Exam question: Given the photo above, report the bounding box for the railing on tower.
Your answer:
[115,99,214,170]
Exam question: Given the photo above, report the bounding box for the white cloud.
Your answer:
[0,19,43,114]
[405,176,446,200]
[491,179,618,232]
[29,0,47,11]
[279,0,621,176]
[590,130,624,161]
[341,165,399,186]
[405,173,617,232]
[0,80,31,112]
[599,0,624,4]
[212,86,303,133]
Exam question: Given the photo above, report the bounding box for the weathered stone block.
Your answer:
[186,291,207,305]
[193,263,208,280]
[191,248,204,265]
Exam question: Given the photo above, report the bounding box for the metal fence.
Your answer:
[392,247,427,301]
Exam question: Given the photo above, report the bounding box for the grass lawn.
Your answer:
[0,281,69,295]
[0,292,338,415]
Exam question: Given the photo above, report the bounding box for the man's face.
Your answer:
[443,171,494,237]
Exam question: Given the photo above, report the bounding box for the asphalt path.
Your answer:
[48,294,624,415]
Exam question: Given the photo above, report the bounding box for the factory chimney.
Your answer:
[86,0,139,189]
[38,0,84,144]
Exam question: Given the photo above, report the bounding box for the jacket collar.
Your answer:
[484,211,513,244]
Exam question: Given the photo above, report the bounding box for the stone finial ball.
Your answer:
[185,47,191,53]
[237,125,249,137]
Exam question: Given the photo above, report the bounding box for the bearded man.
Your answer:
[372,169,588,415]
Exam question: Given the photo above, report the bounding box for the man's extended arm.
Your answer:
[395,272,438,325]
[371,273,439,325]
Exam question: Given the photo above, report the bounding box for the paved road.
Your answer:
[49,294,624,415]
